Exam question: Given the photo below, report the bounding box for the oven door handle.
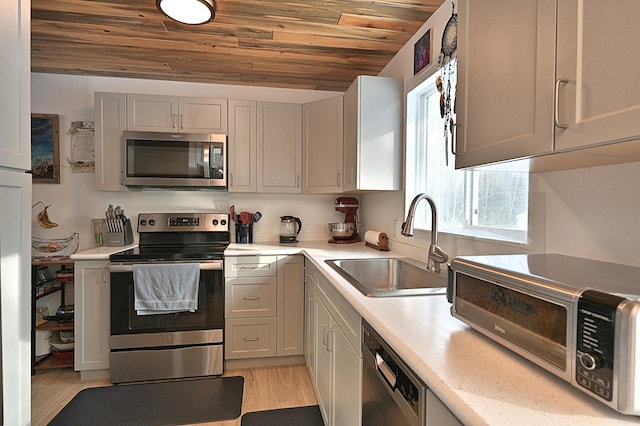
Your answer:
[109,262,223,273]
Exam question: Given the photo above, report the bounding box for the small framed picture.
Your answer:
[413,28,432,75]
[31,113,60,184]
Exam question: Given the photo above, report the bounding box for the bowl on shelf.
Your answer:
[49,340,74,351]
[49,331,74,351]
[50,348,74,360]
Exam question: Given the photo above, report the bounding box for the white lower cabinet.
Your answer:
[304,263,318,383]
[307,262,462,426]
[427,390,463,426]
[310,268,362,426]
[225,255,303,360]
[74,260,110,372]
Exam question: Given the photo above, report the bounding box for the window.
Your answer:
[405,65,529,244]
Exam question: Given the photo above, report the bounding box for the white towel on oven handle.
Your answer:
[133,263,200,315]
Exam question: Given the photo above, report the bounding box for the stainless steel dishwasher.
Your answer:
[362,321,426,426]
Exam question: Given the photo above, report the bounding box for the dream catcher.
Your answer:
[437,2,457,166]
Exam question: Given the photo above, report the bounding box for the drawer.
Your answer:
[225,256,277,278]
[225,277,277,318]
[225,317,276,359]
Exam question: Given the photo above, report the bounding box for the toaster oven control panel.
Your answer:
[576,290,624,402]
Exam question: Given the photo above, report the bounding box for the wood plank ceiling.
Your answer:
[31,0,444,91]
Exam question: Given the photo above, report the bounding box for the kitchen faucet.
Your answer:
[401,193,449,273]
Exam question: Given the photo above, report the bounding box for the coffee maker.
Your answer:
[328,197,361,244]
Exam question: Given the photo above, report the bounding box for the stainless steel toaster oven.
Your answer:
[447,253,640,415]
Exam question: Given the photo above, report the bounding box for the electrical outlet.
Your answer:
[392,220,398,237]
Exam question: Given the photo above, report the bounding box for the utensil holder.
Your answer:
[235,223,253,244]
[105,219,134,247]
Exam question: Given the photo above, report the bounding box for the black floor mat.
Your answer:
[49,376,244,426]
[241,405,324,426]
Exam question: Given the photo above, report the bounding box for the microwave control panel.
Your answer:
[575,290,623,402]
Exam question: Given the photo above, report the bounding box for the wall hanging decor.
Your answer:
[67,121,95,172]
[437,2,457,166]
[31,113,60,184]
[413,28,432,75]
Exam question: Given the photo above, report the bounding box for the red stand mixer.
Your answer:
[328,197,361,244]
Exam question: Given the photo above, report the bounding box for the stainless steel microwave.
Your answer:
[448,254,640,415]
[122,131,227,189]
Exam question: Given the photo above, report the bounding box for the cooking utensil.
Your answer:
[252,211,262,223]
[230,205,236,222]
[240,211,251,225]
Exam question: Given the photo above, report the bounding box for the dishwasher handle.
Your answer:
[376,352,398,390]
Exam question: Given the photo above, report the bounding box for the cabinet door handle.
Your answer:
[336,172,340,187]
[172,113,177,129]
[239,265,260,270]
[326,328,334,352]
[229,172,234,187]
[102,267,108,283]
[322,323,330,347]
[554,79,570,129]
[180,114,184,130]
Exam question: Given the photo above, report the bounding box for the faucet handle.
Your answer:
[431,244,448,263]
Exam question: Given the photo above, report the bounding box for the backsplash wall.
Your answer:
[30,73,345,252]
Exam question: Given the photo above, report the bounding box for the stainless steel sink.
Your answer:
[325,258,446,297]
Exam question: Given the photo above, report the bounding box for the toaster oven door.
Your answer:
[451,271,573,380]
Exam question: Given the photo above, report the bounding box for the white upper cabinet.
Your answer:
[126,94,227,133]
[228,100,257,192]
[94,92,127,191]
[456,0,555,168]
[343,76,403,192]
[0,0,30,170]
[303,96,343,194]
[554,0,640,152]
[456,0,640,169]
[180,96,228,133]
[257,102,302,193]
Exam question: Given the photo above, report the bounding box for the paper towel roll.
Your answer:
[364,230,389,250]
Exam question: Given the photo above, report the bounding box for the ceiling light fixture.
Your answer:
[156,0,216,25]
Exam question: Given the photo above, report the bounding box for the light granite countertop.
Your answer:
[72,241,640,424]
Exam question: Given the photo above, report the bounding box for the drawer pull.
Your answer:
[239,265,260,270]
[243,296,260,301]
[243,337,259,342]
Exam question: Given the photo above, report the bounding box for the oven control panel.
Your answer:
[575,290,622,402]
[137,213,229,232]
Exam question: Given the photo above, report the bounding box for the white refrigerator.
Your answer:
[0,0,33,424]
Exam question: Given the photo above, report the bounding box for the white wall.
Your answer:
[30,73,346,252]
[361,3,640,267]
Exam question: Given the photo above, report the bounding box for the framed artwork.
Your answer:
[413,28,432,75]
[31,113,60,184]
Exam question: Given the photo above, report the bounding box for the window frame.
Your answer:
[404,68,530,246]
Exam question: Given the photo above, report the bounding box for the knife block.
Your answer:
[105,219,134,247]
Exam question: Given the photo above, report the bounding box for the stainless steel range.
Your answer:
[108,212,229,383]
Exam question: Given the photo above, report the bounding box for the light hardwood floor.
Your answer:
[32,364,318,426]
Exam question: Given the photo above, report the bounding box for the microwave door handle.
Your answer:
[203,144,211,179]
